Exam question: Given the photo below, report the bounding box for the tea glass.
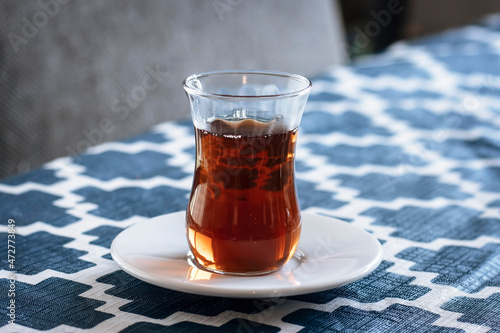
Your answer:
[183,70,311,275]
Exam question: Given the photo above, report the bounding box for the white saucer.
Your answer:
[111,211,383,298]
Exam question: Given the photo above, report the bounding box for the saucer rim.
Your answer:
[111,211,383,298]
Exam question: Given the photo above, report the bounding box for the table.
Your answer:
[2,17,500,333]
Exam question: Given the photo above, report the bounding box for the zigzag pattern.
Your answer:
[1,19,500,332]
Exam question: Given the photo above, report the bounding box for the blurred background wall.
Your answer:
[2,0,500,179]
[339,0,500,58]
[404,0,500,38]
[0,0,346,179]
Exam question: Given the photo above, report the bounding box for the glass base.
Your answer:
[187,251,283,276]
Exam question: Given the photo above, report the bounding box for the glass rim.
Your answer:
[182,70,312,99]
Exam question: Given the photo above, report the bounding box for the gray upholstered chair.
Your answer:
[0,0,346,178]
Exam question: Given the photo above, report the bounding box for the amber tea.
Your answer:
[186,118,301,274]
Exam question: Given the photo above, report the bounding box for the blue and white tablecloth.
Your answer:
[1,17,500,332]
